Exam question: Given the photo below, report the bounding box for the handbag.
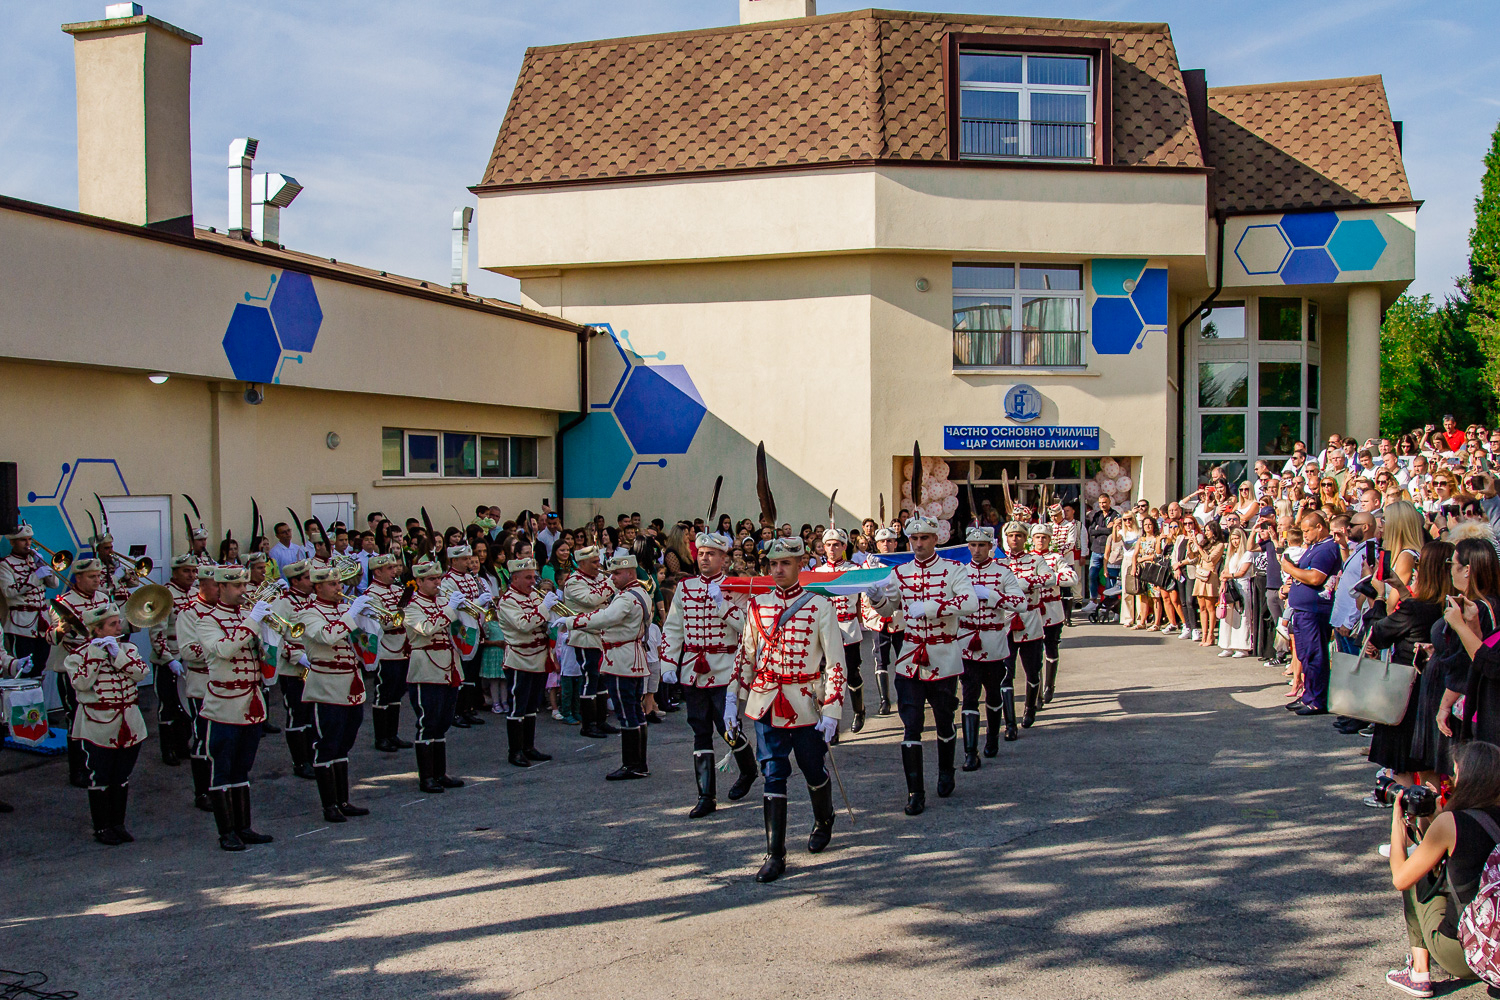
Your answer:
[1328,628,1419,725]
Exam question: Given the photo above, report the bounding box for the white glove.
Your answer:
[909,600,939,620]
[816,715,839,744]
[358,615,382,635]
[92,636,121,657]
[31,567,53,586]
[444,591,465,612]
[707,581,724,605]
[168,658,184,677]
[10,654,31,677]
[662,668,679,685]
[974,585,993,602]
[723,690,740,732]
[541,591,561,612]
[348,594,374,617]
[246,600,273,624]
[275,577,290,591]
[553,616,575,631]
[294,651,310,669]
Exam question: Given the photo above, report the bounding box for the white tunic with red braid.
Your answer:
[660,573,746,688]
[870,554,979,680]
[959,558,1026,662]
[497,587,549,673]
[562,570,615,650]
[198,604,267,726]
[1038,550,1078,627]
[175,595,217,699]
[732,585,845,727]
[64,641,149,748]
[1003,551,1054,642]
[47,586,111,665]
[858,555,904,634]
[365,580,410,660]
[821,559,864,645]
[571,583,652,678]
[149,581,195,665]
[295,597,365,706]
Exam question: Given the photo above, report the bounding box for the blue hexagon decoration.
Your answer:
[268,270,322,352]
[561,412,634,498]
[1090,258,1148,297]
[222,303,281,383]
[614,364,706,455]
[1279,211,1339,248]
[1091,297,1144,355]
[1280,247,1340,285]
[1326,219,1388,271]
[1235,224,1292,275]
[1130,267,1169,327]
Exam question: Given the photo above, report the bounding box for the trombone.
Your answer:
[246,580,304,638]
[31,540,73,575]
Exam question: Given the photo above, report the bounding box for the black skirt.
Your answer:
[1409,662,1452,775]
[1368,676,1425,774]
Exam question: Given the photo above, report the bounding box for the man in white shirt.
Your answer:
[536,509,562,557]
[1315,433,1343,470]
[267,522,308,574]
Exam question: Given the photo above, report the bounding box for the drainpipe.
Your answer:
[1176,209,1227,497]
[554,326,595,519]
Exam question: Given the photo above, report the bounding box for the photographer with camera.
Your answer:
[1384,742,1500,995]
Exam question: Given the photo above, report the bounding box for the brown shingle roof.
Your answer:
[1205,75,1413,213]
[478,9,1205,189]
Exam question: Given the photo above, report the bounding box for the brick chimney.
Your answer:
[61,4,201,235]
[740,0,816,24]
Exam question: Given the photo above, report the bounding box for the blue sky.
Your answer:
[2,1,1496,304]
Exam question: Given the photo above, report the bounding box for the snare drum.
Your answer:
[0,676,48,744]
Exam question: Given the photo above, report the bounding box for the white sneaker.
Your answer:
[1218,650,1233,657]
[1081,601,1098,614]
[1232,650,1249,658]
[1192,629,1203,641]
[1179,627,1191,639]
[1160,623,1176,632]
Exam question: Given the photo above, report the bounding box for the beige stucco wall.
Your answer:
[0,205,579,410]
[0,360,557,553]
[479,164,1208,273]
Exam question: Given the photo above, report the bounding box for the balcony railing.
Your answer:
[958,118,1093,161]
[953,329,1086,368]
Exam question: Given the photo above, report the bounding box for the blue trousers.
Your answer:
[605,674,645,729]
[508,670,546,721]
[1293,611,1333,709]
[754,719,828,796]
[1088,552,1105,599]
[311,702,364,766]
[410,683,458,744]
[205,720,262,789]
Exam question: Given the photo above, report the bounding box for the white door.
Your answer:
[310,493,357,534]
[100,494,171,676]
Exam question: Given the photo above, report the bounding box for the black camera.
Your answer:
[1373,774,1438,817]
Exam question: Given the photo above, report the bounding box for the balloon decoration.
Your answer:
[900,456,959,541]
[1090,457,1134,507]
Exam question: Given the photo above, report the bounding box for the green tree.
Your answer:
[1380,293,1495,436]
[1469,117,1500,389]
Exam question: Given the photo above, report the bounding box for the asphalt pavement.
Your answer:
[0,625,1466,999]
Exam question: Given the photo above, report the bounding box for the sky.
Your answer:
[2,0,1497,305]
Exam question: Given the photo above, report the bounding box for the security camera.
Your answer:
[244,383,264,405]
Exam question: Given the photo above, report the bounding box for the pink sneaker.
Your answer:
[1385,966,1433,998]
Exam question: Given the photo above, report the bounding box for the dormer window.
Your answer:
[958,50,1095,161]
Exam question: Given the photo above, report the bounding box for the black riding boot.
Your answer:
[415,743,444,793]
[387,704,412,749]
[287,729,316,780]
[901,743,925,816]
[985,707,1002,755]
[606,728,644,780]
[232,785,274,844]
[89,788,123,846]
[209,789,244,851]
[756,795,788,883]
[688,752,716,818]
[314,766,345,823]
[807,779,835,853]
[961,712,982,771]
[595,695,620,735]
[850,685,866,734]
[727,742,758,800]
[372,707,395,752]
[110,784,134,842]
[636,724,650,776]
[506,717,531,768]
[1044,657,1058,704]
[578,696,605,739]
[334,761,369,816]
[190,757,213,810]
[523,715,552,762]
[433,741,463,788]
[68,738,88,788]
[159,720,181,766]
[875,668,892,715]
[1002,688,1019,741]
[1022,681,1040,729]
[936,737,956,797]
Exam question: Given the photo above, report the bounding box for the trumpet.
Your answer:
[341,590,403,629]
[456,596,497,623]
[246,580,304,638]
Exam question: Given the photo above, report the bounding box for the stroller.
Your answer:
[1088,584,1122,624]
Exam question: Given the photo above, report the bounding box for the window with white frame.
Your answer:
[384,428,541,479]
[958,51,1094,160]
[952,263,1086,368]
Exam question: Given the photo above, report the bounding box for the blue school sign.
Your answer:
[943,425,1100,451]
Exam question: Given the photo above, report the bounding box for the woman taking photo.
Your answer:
[1193,522,1226,647]
[1216,528,1255,658]
[1130,515,1158,630]
[1442,530,1500,747]
[1385,741,1500,995]
[1366,541,1454,785]
[1233,481,1259,523]
[1382,501,1426,602]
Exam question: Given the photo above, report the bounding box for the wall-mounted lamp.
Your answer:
[915,278,930,293]
[326,432,341,450]
[148,373,169,384]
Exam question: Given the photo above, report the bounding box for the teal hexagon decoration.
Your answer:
[1234,224,1291,275]
[561,412,633,499]
[1327,219,1388,272]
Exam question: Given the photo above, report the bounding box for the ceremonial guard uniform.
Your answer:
[496,558,554,769]
[364,555,412,752]
[295,567,371,823]
[819,528,869,732]
[405,559,465,793]
[48,559,112,788]
[958,527,1027,766]
[659,532,755,817]
[271,561,316,779]
[1032,525,1078,706]
[562,547,618,738]
[728,537,844,883]
[868,516,978,815]
[1048,506,1083,626]
[439,546,488,728]
[243,552,281,736]
[858,526,904,716]
[174,566,218,808]
[1000,522,1056,730]
[63,604,148,845]
[198,566,275,851]
[149,553,200,766]
[0,523,58,674]
[566,554,653,781]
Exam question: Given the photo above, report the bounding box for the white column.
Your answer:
[1345,285,1381,443]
